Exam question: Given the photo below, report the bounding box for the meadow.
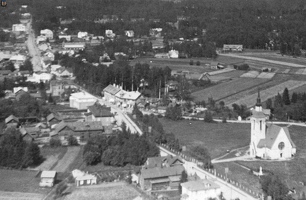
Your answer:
[160,119,250,158]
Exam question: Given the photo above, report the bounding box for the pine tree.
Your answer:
[282,88,290,105]
[291,92,298,104]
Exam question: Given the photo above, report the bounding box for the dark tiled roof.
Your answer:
[88,102,113,117]
[52,121,105,136]
[47,113,61,122]
[141,165,184,179]
[103,84,121,95]
[145,156,184,168]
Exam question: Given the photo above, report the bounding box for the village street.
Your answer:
[26,19,42,72]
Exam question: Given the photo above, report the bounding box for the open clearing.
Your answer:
[63,182,141,200]
[52,146,81,172]
[0,191,44,200]
[160,119,250,158]
[0,169,50,195]
[191,77,268,102]
[226,80,306,108]
[34,147,67,171]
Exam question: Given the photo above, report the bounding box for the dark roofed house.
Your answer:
[139,165,184,191]
[144,155,184,169]
[47,113,62,126]
[103,84,121,102]
[5,115,19,128]
[20,126,41,139]
[87,102,114,125]
[50,121,113,144]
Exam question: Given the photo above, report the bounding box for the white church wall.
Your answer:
[270,129,294,159]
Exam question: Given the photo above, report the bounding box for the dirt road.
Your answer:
[27,19,42,72]
[52,146,81,172]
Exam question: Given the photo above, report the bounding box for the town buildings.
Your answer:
[87,102,115,125]
[69,92,98,109]
[181,179,221,200]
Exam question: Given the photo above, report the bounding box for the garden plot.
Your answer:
[208,68,235,75]
[226,80,306,108]
[256,72,275,79]
[240,70,260,78]
[295,68,306,75]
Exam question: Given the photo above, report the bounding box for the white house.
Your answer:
[40,171,56,187]
[63,43,85,51]
[105,30,115,38]
[181,179,221,200]
[249,91,296,160]
[115,90,142,107]
[12,24,26,32]
[125,30,135,38]
[69,92,98,109]
[77,32,88,39]
[40,29,53,39]
[27,72,53,83]
[10,55,26,64]
[37,35,47,44]
[169,50,179,58]
[13,87,28,94]
[58,35,72,42]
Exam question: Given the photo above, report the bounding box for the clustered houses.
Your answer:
[102,84,142,108]
[139,155,185,191]
[87,102,115,125]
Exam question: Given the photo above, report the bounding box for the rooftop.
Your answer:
[87,102,113,117]
[141,165,184,179]
[70,92,97,99]
[103,84,121,95]
[41,171,56,178]
[181,179,220,191]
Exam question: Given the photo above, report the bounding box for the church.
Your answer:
[249,91,296,160]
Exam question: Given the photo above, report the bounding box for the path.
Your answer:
[0,191,44,200]
[52,146,81,172]
[220,53,306,68]
[27,18,42,72]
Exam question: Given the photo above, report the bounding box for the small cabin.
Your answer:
[40,171,56,187]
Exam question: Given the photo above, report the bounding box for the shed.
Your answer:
[40,171,56,187]
[75,174,97,186]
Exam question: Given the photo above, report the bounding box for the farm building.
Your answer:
[103,84,121,103]
[87,102,115,125]
[5,114,19,128]
[69,92,98,109]
[19,126,40,139]
[181,179,221,200]
[40,171,56,187]
[250,92,296,160]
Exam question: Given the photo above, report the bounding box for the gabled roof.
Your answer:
[181,179,220,192]
[87,102,113,118]
[47,113,61,122]
[145,156,184,168]
[141,165,184,179]
[5,115,19,124]
[103,84,121,95]
[41,171,56,178]
[52,121,105,136]
[20,126,40,135]
[251,109,266,118]
[257,125,296,149]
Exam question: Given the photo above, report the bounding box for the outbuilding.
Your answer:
[40,171,57,187]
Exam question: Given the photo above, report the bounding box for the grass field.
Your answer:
[160,119,250,158]
[0,169,50,194]
[191,77,268,102]
[0,191,45,200]
[227,80,306,108]
[52,146,81,173]
[63,182,141,200]
[35,147,68,171]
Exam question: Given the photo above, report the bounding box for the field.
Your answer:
[35,147,68,171]
[160,119,250,158]
[0,191,45,200]
[52,146,81,172]
[0,169,50,195]
[226,80,306,108]
[63,182,142,200]
[191,77,268,102]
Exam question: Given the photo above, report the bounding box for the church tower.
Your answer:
[250,89,266,157]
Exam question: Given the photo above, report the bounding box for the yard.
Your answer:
[35,146,68,171]
[191,77,268,102]
[160,119,250,158]
[63,182,142,200]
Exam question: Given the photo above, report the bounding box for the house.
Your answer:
[47,113,61,126]
[52,67,74,78]
[150,28,162,37]
[223,44,243,52]
[166,80,179,92]
[27,72,53,83]
[87,102,114,125]
[115,90,142,107]
[69,92,98,109]
[125,30,135,38]
[58,35,72,42]
[49,80,76,97]
[62,43,85,51]
[0,70,12,76]
[75,174,97,186]
[105,30,115,38]
[13,87,28,94]
[155,53,169,59]
[50,121,108,144]
[9,55,26,64]
[30,92,43,100]
[15,89,29,101]
[181,179,221,200]
[12,24,26,32]
[36,35,47,44]
[249,91,296,159]
[40,171,56,187]
[169,50,179,58]
[17,70,31,77]
[143,156,184,169]
[40,29,53,39]
[77,32,88,39]
[103,84,121,103]
[19,126,40,138]
[139,165,184,191]
[5,115,19,128]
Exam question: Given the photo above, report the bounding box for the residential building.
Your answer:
[58,35,72,42]
[12,24,26,32]
[49,80,76,97]
[103,84,121,103]
[87,102,114,125]
[105,30,115,38]
[62,43,85,51]
[52,67,73,78]
[181,179,221,200]
[250,91,296,159]
[20,129,34,143]
[169,50,179,58]
[69,92,98,109]
[13,87,28,94]
[115,90,142,107]
[15,89,29,101]
[50,121,109,144]
[75,174,97,186]
[19,126,41,138]
[27,72,53,83]
[36,35,47,44]
[46,113,61,126]
[125,30,135,38]
[139,165,184,191]
[77,32,88,39]
[9,54,26,64]
[40,171,57,187]
[40,29,54,39]
[143,156,184,169]
[5,115,19,128]
[155,53,169,59]
[223,44,243,52]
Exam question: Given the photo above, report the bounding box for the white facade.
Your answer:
[105,30,115,38]
[77,32,88,39]
[169,50,179,58]
[40,29,54,39]
[10,55,26,63]
[12,24,26,32]
[63,43,85,50]
[125,30,134,38]
[69,92,98,109]
[181,179,221,200]
[27,73,53,83]
[58,35,71,41]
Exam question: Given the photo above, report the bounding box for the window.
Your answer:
[260,121,262,131]
[278,142,285,150]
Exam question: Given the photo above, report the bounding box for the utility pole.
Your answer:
[158,79,161,99]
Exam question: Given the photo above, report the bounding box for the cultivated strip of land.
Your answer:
[52,146,81,172]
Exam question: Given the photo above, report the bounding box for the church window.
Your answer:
[253,120,255,129]
[278,142,285,150]
[260,121,262,130]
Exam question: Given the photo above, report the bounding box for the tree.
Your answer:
[48,93,54,103]
[22,142,42,167]
[84,151,101,165]
[49,138,61,147]
[19,59,33,72]
[165,106,182,121]
[282,88,290,105]
[67,135,78,146]
[204,111,214,123]
[291,92,298,104]
[4,62,15,72]
[266,98,273,110]
[274,93,283,108]
[260,175,290,200]
[179,170,188,194]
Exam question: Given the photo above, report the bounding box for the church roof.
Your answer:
[257,125,296,149]
[251,110,266,118]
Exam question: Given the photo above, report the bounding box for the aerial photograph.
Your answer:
[0,0,306,199]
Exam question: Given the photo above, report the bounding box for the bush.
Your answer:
[204,111,214,123]
[67,135,78,146]
[189,60,194,65]
[50,138,62,147]
[55,182,68,197]
[196,61,201,66]
[222,116,227,123]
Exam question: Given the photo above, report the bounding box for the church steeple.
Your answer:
[256,88,262,107]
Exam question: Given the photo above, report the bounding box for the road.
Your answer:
[26,19,42,72]
[219,53,306,68]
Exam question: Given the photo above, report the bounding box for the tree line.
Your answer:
[83,123,159,166]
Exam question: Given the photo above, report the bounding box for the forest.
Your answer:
[25,0,306,55]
